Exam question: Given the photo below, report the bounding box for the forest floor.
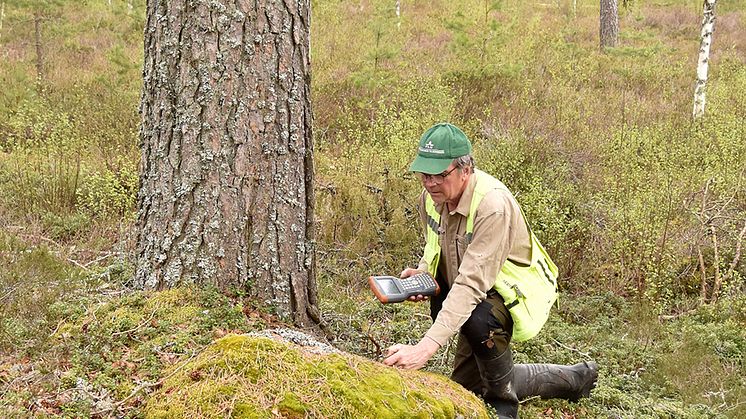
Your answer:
[1,227,744,418]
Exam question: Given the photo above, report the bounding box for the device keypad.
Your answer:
[401,273,437,293]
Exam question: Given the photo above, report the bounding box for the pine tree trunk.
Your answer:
[136,0,318,326]
[599,0,619,49]
[693,0,717,119]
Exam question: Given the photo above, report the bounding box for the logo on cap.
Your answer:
[420,140,444,154]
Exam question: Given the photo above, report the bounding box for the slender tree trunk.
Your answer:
[34,10,44,89]
[1,3,6,41]
[600,0,619,49]
[709,225,721,302]
[697,179,711,304]
[396,0,401,29]
[725,222,746,283]
[697,244,708,302]
[137,0,318,326]
[693,0,717,119]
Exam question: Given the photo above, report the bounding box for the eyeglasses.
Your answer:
[418,166,458,185]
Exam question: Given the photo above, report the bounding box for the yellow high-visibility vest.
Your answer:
[423,170,558,341]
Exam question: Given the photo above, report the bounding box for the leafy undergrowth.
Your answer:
[0,236,262,418]
[511,292,746,418]
[2,232,745,418]
[0,235,488,418]
[145,334,488,418]
[321,279,746,419]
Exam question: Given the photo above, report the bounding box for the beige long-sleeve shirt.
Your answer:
[416,171,532,347]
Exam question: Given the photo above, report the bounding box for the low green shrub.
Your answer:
[315,78,458,277]
[76,161,138,218]
[0,98,86,215]
[41,211,91,241]
[0,231,90,354]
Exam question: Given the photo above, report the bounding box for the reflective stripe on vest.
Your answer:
[423,169,559,342]
[424,200,441,276]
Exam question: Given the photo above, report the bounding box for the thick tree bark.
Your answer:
[693,0,717,119]
[136,0,318,326]
[599,0,618,49]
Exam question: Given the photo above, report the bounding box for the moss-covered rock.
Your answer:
[144,333,489,418]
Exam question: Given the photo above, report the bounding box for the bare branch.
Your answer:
[551,339,591,358]
[111,309,159,337]
[698,244,708,303]
[725,221,746,282]
[710,225,722,303]
[91,346,204,416]
[0,283,21,303]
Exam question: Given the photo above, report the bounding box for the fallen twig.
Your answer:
[0,367,40,400]
[366,333,382,357]
[0,283,21,303]
[519,395,541,404]
[551,339,590,358]
[84,252,121,268]
[48,319,66,337]
[659,308,697,321]
[91,346,204,416]
[65,257,89,271]
[111,309,159,337]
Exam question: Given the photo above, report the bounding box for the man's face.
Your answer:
[419,163,470,206]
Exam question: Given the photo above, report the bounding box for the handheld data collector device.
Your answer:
[368,272,440,304]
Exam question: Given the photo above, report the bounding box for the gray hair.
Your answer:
[454,154,475,173]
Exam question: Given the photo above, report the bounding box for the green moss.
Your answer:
[106,306,141,330]
[144,335,488,418]
[231,403,263,419]
[163,305,201,324]
[145,288,195,309]
[277,393,309,417]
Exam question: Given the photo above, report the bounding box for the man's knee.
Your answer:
[460,300,511,357]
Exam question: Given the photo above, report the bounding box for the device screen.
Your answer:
[376,278,402,294]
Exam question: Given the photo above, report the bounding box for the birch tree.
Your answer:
[0,3,6,41]
[396,0,401,29]
[599,0,619,49]
[136,0,320,327]
[693,0,717,119]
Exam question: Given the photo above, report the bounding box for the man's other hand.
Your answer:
[382,338,440,370]
[399,267,422,278]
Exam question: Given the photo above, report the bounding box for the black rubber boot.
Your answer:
[513,361,599,401]
[475,347,520,419]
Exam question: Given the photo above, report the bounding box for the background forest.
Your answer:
[1,0,745,417]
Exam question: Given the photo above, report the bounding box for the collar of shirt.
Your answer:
[433,170,479,217]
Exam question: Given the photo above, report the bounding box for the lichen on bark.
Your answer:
[137,0,317,326]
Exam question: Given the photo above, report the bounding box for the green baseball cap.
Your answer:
[409,123,472,174]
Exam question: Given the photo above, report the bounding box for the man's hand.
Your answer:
[400,268,429,302]
[382,337,440,370]
[399,267,422,278]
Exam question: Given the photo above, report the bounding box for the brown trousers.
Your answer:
[438,291,514,393]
